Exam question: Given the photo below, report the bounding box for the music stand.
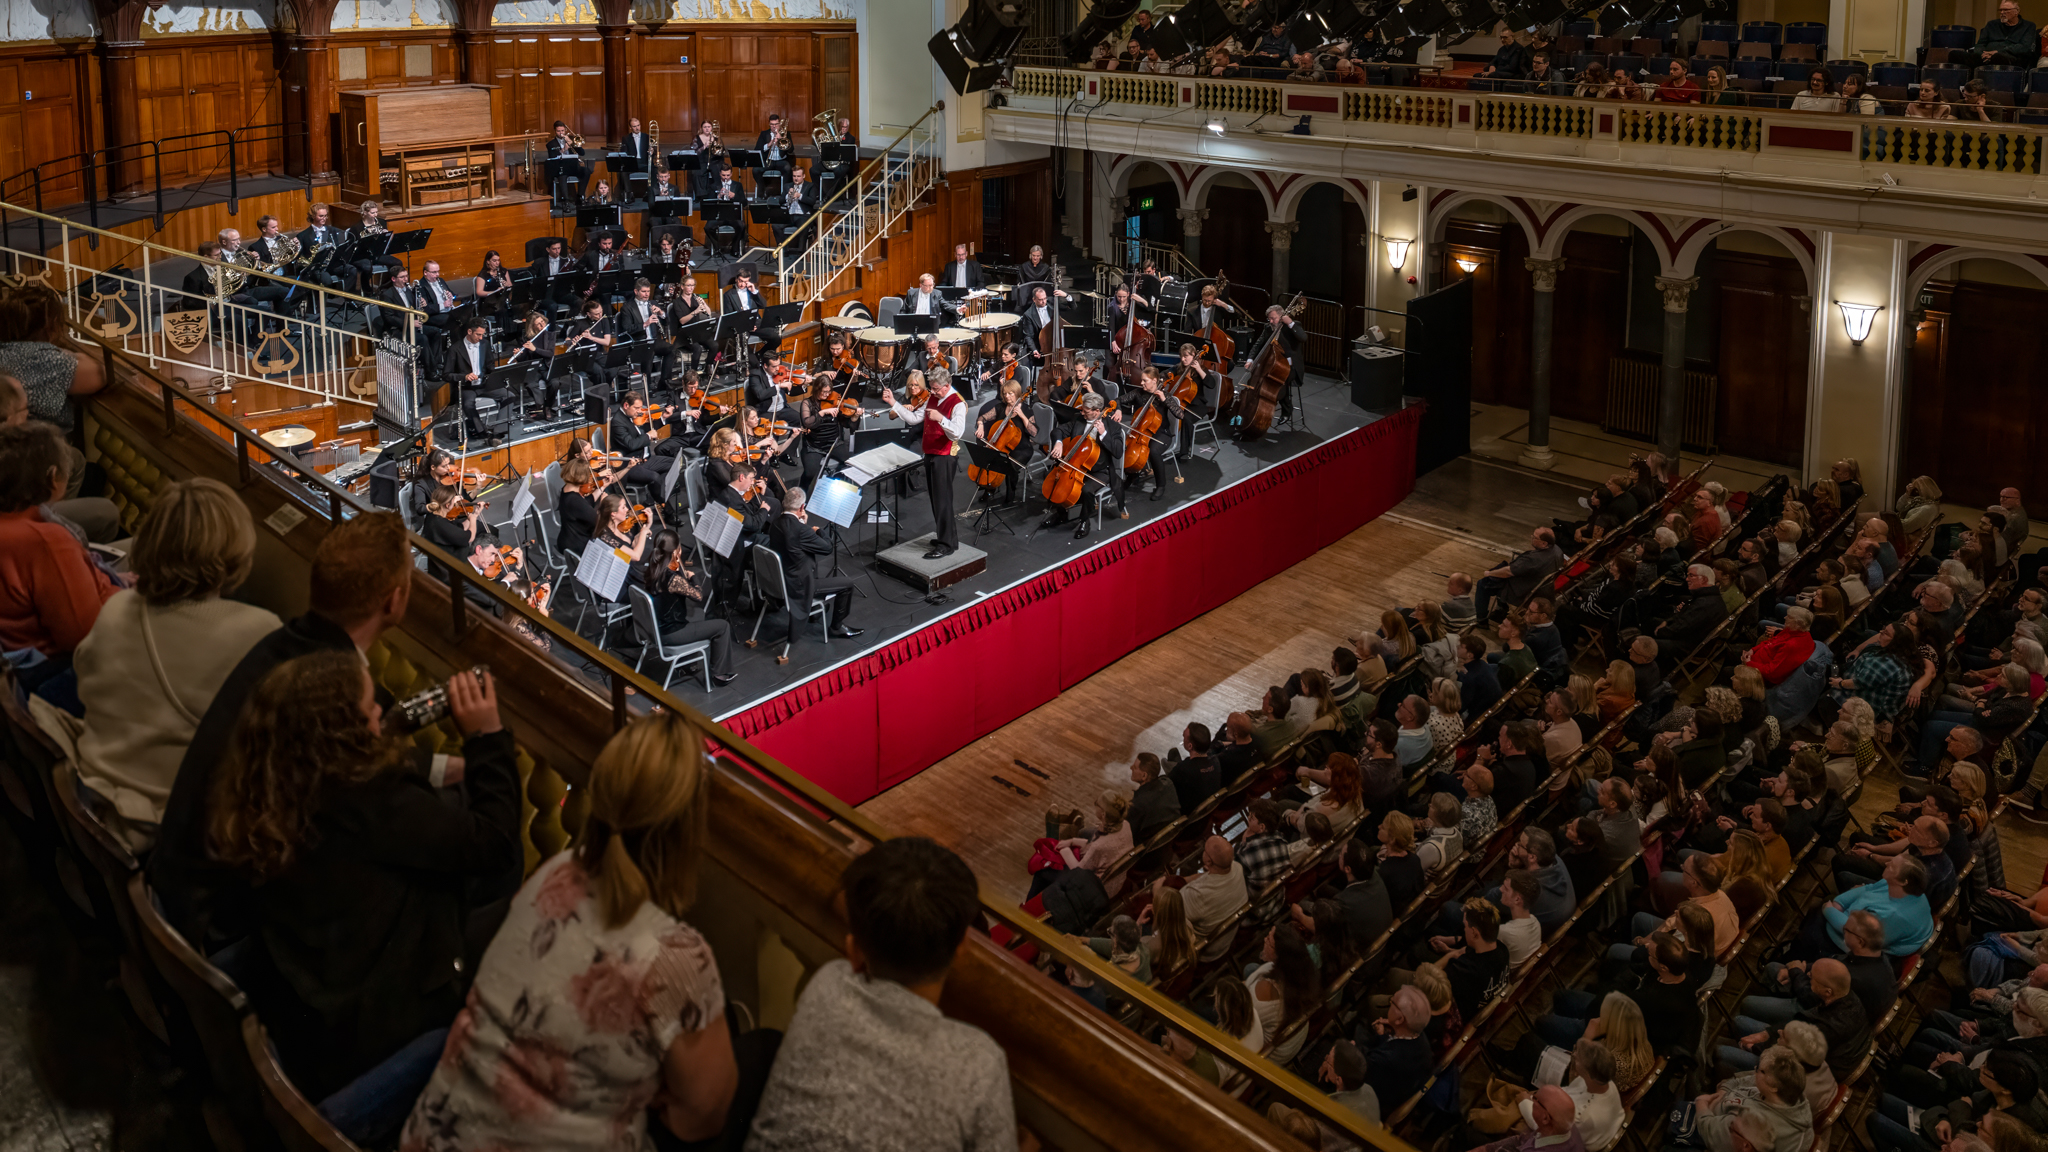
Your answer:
[818,143,858,166]
[700,200,745,256]
[543,157,582,207]
[388,228,432,259]
[676,314,718,357]
[577,205,623,232]
[648,194,693,223]
[624,170,651,205]
[754,168,785,201]
[603,151,639,179]
[484,360,539,424]
[727,148,762,172]
[893,313,940,336]
[962,442,1020,537]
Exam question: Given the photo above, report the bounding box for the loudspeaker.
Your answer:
[367,459,401,510]
[583,394,608,427]
[1404,278,1472,477]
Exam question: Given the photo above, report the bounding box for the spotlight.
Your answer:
[1062,0,1144,62]
[1835,300,1881,345]
[1205,117,1227,135]
[931,0,1025,95]
[1401,185,1418,202]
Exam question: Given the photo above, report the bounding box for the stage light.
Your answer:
[1383,238,1412,269]
[1454,255,1479,273]
[1292,115,1312,134]
[1062,0,1143,62]
[1835,300,1880,345]
[1205,117,1227,135]
[931,0,1025,95]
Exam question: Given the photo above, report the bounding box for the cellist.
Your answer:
[974,380,1039,506]
[1176,342,1229,423]
[1040,392,1125,539]
[1125,365,1182,501]
[1049,354,1113,409]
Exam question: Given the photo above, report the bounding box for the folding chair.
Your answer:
[748,546,832,663]
[628,585,715,691]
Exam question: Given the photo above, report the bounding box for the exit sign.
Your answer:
[1136,196,1155,211]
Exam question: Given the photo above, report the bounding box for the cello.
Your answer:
[1228,294,1303,442]
[1122,379,1168,477]
[1041,409,1109,510]
[968,390,1029,491]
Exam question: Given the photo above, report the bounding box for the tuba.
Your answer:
[812,108,838,147]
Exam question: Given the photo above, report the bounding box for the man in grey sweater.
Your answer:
[749,838,1019,1151]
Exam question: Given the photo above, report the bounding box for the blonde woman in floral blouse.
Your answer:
[402,712,737,1152]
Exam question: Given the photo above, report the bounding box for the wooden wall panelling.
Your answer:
[0,46,90,204]
[45,186,323,271]
[696,31,816,143]
[1908,278,2048,507]
[328,32,462,102]
[813,30,856,129]
[1711,251,1809,468]
[1441,221,1523,408]
[131,40,286,189]
[485,33,604,140]
[635,33,698,140]
[383,196,557,283]
[1548,230,1628,427]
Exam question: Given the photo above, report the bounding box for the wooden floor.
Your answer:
[859,457,1590,902]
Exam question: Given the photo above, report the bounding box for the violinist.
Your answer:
[975,380,1040,506]
[709,461,776,603]
[618,277,680,382]
[421,482,482,558]
[883,368,968,560]
[973,342,1032,397]
[793,372,859,493]
[746,346,799,412]
[670,274,715,372]
[1126,365,1182,501]
[555,456,602,561]
[609,391,680,489]
[822,330,863,383]
[594,492,653,563]
[905,333,949,377]
[410,449,467,524]
[635,528,737,684]
[1042,391,1126,539]
[771,486,862,639]
[665,369,715,454]
[741,403,799,469]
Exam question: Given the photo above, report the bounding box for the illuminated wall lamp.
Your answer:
[1204,117,1226,136]
[1834,300,1881,345]
[1383,238,1412,270]
[1454,255,1480,273]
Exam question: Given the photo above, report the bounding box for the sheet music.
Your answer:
[574,539,632,602]
[693,502,746,558]
[809,475,861,528]
[661,446,687,501]
[508,470,542,529]
[840,442,923,486]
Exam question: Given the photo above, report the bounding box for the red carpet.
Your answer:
[723,404,1426,806]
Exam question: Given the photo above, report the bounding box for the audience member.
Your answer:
[0,420,122,709]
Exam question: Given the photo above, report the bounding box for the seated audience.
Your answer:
[0,420,122,708]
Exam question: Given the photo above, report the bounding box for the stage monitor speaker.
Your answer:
[1349,343,1405,413]
[1404,278,1472,477]
[583,394,607,428]
[368,458,401,510]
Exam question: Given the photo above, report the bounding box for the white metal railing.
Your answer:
[771,104,945,310]
[0,200,421,401]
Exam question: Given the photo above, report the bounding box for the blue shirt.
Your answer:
[1824,879,1932,955]
[1396,727,1432,769]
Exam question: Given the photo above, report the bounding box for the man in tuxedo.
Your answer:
[215,227,289,317]
[1017,284,1068,361]
[616,277,679,383]
[905,333,950,377]
[608,390,682,489]
[771,487,861,638]
[295,205,347,294]
[942,243,985,291]
[1187,283,1239,334]
[582,233,622,276]
[620,117,651,172]
[528,239,579,309]
[443,317,509,440]
[1265,304,1307,423]
[724,271,763,314]
[781,167,816,216]
[900,273,949,322]
[755,114,795,181]
[179,241,257,315]
[374,266,423,339]
[709,462,776,605]
[247,215,294,267]
[1042,391,1125,539]
[545,120,587,199]
[416,259,461,331]
[700,160,742,203]
[346,200,401,293]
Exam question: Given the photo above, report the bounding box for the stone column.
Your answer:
[1654,275,1700,462]
[1176,206,1208,267]
[94,0,146,197]
[281,0,340,182]
[1522,257,1566,469]
[1265,219,1297,297]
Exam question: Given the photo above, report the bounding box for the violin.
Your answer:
[620,504,659,534]
[813,379,868,419]
[631,403,676,426]
[688,382,734,418]
[748,414,793,440]
[476,544,526,580]
[441,494,487,521]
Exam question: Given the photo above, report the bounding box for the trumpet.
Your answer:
[811,108,838,147]
[706,120,727,162]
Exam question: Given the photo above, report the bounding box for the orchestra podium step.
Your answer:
[876,535,987,592]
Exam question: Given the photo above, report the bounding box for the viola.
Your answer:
[748,415,793,440]
[630,403,676,426]
[441,495,486,521]
[619,504,657,533]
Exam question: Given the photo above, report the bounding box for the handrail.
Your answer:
[3,122,310,247]
[2,195,421,319]
[76,322,1373,1148]
[769,102,945,260]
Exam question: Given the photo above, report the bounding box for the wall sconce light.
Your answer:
[1204,117,1226,136]
[1383,238,1412,270]
[1454,255,1480,274]
[1835,300,1880,345]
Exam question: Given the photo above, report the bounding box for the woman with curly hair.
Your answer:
[210,651,523,1127]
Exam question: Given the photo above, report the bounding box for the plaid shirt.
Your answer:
[1833,651,1912,719]
[1238,832,1292,892]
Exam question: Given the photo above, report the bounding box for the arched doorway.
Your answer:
[1122,161,1182,260]
[1194,171,1272,302]
[1288,181,1369,373]
[1904,256,2048,506]
[1699,230,1810,468]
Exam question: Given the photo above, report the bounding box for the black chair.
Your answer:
[522,235,569,262]
[747,546,833,663]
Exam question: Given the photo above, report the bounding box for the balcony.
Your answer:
[992,67,2048,243]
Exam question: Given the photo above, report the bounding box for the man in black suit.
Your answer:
[620,116,651,172]
[416,259,462,331]
[528,239,579,309]
[708,461,776,604]
[376,266,424,339]
[581,233,623,278]
[1041,391,1124,539]
[755,113,796,182]
[608,390,682,490]
[900,273,951,324]
[1265,303,1307,423]
[545,120,587,199]
[247,215,296,268]
[615,277,679,383]
[443,317,508,439]
[780,166,817,216]
[771,487,861,638]
[941,243,985,291]
[346,200,402,294]
[294,205,348,294]
[1016,284,1068,362]
[723,270,763,315]
[148,511,416,948]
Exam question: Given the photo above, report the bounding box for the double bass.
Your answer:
[1228,293,1303,442]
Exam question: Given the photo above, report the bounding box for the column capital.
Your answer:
[1654,275,1701,313]
[1264,219,1298,250]
[1524,256,1566,293]
[1175,206,1209,235]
